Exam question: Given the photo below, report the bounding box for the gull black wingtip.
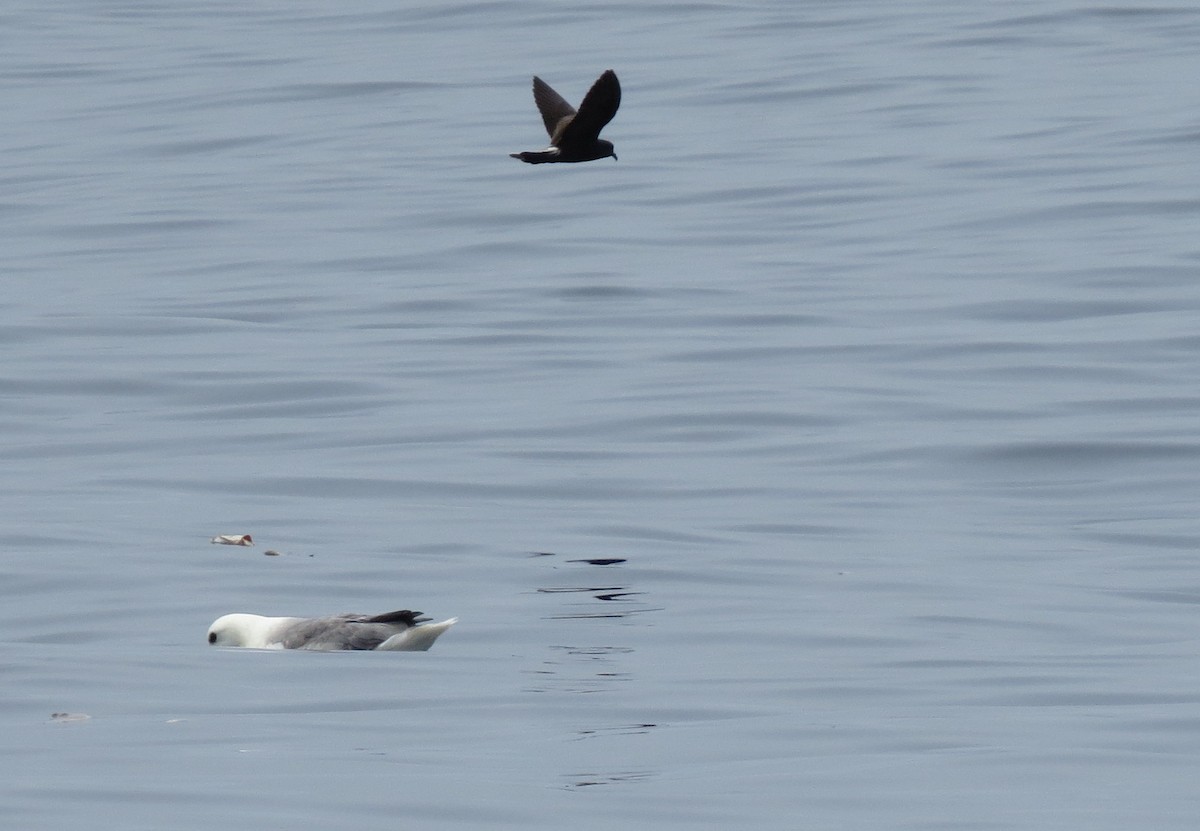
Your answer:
[510,69,621,164]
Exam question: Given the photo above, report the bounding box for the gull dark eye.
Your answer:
[208,632,217,644]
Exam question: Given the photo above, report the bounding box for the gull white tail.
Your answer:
[378,617,458,651]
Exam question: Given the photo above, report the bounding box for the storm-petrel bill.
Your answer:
[510,69,621,164]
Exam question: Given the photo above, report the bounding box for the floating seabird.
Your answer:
[510,69,621,164]
[207,609,457,651]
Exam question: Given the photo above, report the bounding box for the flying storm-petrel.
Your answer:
[510,69,621,164]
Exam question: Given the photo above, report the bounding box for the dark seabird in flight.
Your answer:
[510,69,621,164]
[207,609,458,651]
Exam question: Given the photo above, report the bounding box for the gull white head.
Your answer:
[207,613,287,649]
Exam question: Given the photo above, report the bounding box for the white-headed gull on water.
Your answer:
[207,609,457,651]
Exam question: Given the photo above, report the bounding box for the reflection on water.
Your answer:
[523,643,636,695]
[524,555,655,699]
[562,769,656,790]
[522,556,663,792]
[532,552,661,620]
[538,586,652,620]
[572,723,657,741]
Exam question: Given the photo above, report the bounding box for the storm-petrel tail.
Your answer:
[510,69,621,164]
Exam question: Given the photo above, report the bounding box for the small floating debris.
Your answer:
[49,712,91,724]
[210,534,253,546]
[263,549,281,557]
[566,558,626,566]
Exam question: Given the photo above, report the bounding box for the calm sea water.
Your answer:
[4,1,1200,828]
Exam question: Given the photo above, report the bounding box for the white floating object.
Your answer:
[207,609,457,651]
[210,534,253,546]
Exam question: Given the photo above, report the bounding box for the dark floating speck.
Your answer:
[567,558,626,566]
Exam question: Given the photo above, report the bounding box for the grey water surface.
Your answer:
[4,1,1200,828]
